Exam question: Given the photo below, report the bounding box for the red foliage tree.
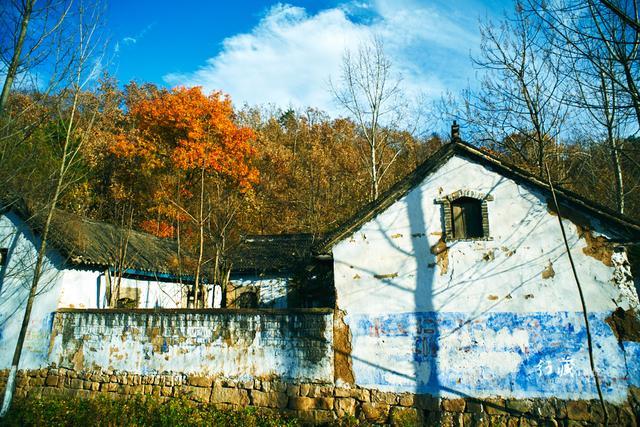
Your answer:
[112,86,258,306]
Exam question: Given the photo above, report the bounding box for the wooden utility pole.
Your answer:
[545,164,608,425]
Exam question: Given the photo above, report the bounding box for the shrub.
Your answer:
[0,395,300,427]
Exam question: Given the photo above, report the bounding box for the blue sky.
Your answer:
[107,0,514,114]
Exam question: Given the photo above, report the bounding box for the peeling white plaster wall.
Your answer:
[58,268,106,309]
[332,154,640,402]
[49,310,334,382]
[231,276,290,308]
[58,272,184,309]
[0,212,63,369]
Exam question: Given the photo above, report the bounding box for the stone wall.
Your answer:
[1,368,638,425]
[49,308,334,382]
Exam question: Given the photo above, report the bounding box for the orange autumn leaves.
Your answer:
[111,86,258,237]
[139,219,175,238]
[113,86,258,187]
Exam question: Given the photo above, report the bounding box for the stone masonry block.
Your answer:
[187,375,212,388]
[389,406,420,426]
[45,376,59,387]
[211,386,249,406]
[397,393,415,407]
[288,397,315,411]
[442,398,466,413]
[251,390,288,409]
[565,400,590,421]
[288,396,334,411]
[371,389,398,405]
[360,402,390,423]
[506,398,534,415]
[334,398,356,418]
[186,386,211,403]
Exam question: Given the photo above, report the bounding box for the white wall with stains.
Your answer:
[0,212,191,371]
[230,276,290,308]
[57,268,106,309]
[332,154,640,402]
[57,271,184,310]
[49,310,334,382]
[0,212,64,369]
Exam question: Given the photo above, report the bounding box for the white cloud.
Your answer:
[163,1,485,115]
[119,23,155,50]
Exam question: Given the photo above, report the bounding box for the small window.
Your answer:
[236,291,258,308]
[451,197,483,239]
[436,190,492,241]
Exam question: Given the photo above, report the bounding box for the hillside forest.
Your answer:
[1,0,640,295]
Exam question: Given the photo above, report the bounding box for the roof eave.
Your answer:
[315,141,640,254]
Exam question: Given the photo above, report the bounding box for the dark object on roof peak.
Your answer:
[316,140,640,253]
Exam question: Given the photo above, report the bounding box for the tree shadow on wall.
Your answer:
[330,166,604,423]
[405,185,441,398]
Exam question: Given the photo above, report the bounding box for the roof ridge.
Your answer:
[453,140,640,230]
[315,140,640,254]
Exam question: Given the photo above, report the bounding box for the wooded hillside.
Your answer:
[1,0,639,278]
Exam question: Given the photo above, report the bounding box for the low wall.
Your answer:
[4,308,638,424]
[49,308,334,383]
[1,368,638,425]
[346,310,640,403]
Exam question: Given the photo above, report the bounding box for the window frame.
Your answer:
[0,248,7,267]
[435,190,493,242]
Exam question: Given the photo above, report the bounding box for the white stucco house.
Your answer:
[0,204,193,368]
[315,139,640,403]
[0,201,317,369]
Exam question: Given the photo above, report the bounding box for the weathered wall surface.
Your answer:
[49,309,334,383]
[227,275,290,308]
[332,154,640,403]
[57,270,184,310]
[0,212,64,370]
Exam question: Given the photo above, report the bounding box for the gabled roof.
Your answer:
[315,141,640,254]
[46,210,181,274]
[227,234,322,275]
[1,201,181,274]
[2,198,321,276]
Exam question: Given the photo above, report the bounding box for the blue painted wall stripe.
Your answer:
[346,311,636,402]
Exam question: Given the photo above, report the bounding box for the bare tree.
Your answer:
[572,57,632,213]
[0,0,35,114]
[0,0,77,199]
[527,0,640,131]
[521,0,640,213]
[599,0,640,33]
[1,0,106,416]
[205,181,245,308]
[461,9,570,177]
[331,37,406,201]
[167,175,242,308]
[105,204,134,307]
[0,0,75,112]
[166,168,212,308]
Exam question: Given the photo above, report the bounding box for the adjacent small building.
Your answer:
[0,201,329,368]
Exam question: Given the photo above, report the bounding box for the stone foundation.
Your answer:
[1,368,638,425]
